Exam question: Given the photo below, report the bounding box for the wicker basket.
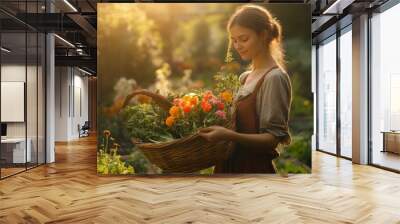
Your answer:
[133,135,233,173]
[125,90,234,173]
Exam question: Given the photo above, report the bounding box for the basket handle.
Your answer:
[122,89,173,111]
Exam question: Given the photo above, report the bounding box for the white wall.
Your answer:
[55,67,69,141]
[55,67,89,141]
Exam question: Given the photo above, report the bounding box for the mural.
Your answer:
[97,3,312,175]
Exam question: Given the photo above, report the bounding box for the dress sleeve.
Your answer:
[258,71,292,145]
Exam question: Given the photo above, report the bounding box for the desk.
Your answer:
[381,131,400,154]
[1,138,31,163]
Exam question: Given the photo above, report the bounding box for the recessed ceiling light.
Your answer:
[54,34,75,48]
[322,0,354,15]
[1,47,11,53]
[63,0,78,12]
[77,67,93,76]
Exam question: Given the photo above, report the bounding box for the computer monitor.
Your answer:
[1,123,7,137]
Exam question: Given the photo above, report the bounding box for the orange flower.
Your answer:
[183,102,192,113]
[201,101,212,113]
[169,106,180,117]
[190,96,199,106]
[220,90,233,103]
[103,130,111,137]
[165,116,175,127]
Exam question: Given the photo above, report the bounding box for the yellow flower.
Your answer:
[220,90,233,103]
[165,116,175,127]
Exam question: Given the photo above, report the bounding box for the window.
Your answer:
[317,35,337,154]
[339,27,352,158]
[370,2,400,171]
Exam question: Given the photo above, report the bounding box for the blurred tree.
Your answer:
[98,4,163,104]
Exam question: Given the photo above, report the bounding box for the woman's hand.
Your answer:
[198,126,281,155]
[198,126,235,142]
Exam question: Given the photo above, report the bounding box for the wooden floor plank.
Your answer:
[0,135,399,223]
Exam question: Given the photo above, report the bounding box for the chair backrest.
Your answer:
[82,121,90,129]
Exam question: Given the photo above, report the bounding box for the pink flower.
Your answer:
[173,98,182,106]
[209,97,220,105]
[215,110,226,119]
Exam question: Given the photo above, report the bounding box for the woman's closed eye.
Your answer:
[239,37,249,42]
[231,36,249,43]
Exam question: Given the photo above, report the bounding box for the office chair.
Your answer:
[79,121,90,138]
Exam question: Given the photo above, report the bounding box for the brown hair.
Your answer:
[226,5,286,70]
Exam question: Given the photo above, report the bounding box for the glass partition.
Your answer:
[1,31,28,178]
[0,1,46,179]
[317,35,337,154]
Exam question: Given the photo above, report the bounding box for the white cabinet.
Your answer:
[1,138,32,163]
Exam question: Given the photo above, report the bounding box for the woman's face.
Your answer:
[229,25,266,61]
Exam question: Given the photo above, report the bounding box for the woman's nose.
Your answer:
[233,42,242,51]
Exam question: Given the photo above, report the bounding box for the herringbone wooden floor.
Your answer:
[1,135,400,224]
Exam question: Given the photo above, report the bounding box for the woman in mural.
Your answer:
[198,5,292,173]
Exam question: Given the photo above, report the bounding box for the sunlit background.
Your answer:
[97,3,312,174]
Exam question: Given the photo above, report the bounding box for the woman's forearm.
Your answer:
[226,131,279,154]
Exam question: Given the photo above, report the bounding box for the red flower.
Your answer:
[201,101,212,113]
[217,102,225,110]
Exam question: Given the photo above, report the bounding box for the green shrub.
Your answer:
[97,130,135,175]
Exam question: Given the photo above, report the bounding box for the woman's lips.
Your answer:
[239,50,248,55]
